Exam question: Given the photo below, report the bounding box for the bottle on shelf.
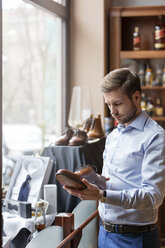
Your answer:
[138,63,146,86]
[153,65,163,86]
[162,67,165,86]
[146,96,154,116]
[154,15,165,50]
[145,64,153,86]
[133,26,140,51]
[104,115,114,136]
[141,92,147,111]
[155,98,164,116]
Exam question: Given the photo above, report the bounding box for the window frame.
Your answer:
[0,0,70,245]
[25,0,70,131]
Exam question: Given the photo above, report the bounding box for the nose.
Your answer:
[109,105,117,115]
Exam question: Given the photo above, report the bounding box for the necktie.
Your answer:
[18,175,31,201]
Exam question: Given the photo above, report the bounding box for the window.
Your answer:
[53,0,66,6]
[2,0,69,186]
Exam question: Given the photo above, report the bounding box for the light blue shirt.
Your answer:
[99,110,165,225]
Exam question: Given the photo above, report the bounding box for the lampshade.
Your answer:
[68,86,92,128]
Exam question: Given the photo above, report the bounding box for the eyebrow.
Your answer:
[105,99,124,105]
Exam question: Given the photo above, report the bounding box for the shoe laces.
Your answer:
[62,128,74,136]
[73,129,87,138]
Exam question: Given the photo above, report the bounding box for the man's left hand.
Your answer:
[63,178,103,201]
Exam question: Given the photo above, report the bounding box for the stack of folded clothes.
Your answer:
[55,114,105,146]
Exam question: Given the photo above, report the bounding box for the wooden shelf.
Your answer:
[120,50,165,59]
[152,116,165,121]
[118,6,165,17]
[142,86,165,90]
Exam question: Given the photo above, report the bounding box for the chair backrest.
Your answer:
[26,226,63,248]
[72,200,98,248]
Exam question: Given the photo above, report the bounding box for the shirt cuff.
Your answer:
[105,190,122,206]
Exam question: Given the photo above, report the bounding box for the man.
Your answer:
[64,68,165,248]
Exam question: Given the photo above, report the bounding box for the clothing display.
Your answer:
[41,138,105,212]
[4,156,53,209]
[9,158,45,207]
[18,175,31,201]
[10,157,44,204]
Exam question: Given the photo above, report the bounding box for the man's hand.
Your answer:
[63,178,104,201]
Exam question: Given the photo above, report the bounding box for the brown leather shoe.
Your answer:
[56,166,107,190]
[87,114,105,139]
[82,114,94,133]
[55,128,74,146]
[68,129,87,146]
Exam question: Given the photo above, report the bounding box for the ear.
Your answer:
[133,91,141,104]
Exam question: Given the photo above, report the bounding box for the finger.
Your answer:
[63,185,78,194]
[63,185,86,197]
[100,175,110,181]
[82,178,98,189]
[63,189,80,198]
[81,178,91,187]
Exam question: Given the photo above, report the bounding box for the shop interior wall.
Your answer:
[69,0,111,123]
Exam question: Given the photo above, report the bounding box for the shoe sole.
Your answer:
[55,141,69,146]
[68,141,87,146]
[56,170,87,190]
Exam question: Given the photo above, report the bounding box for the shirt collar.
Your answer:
[117,110,149,132]
[22,157,43,179]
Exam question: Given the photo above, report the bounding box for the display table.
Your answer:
[3,212,56,240]
[3,212,56,248]
[3,236,11,248]
[41,138,105,213]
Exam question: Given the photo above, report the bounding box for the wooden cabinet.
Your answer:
[109,5,165,245]
[109,6,165,68]
[108,6,165,128]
